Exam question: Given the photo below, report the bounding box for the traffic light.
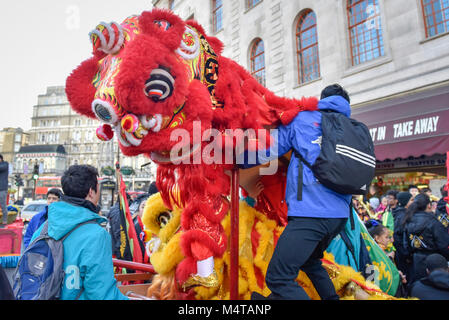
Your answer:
[32,164,39,180]
[14,174,24,187]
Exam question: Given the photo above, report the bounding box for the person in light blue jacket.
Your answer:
[245,84,352,300]
[30,165,128,300]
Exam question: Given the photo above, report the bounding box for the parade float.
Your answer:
[65,8,416,300]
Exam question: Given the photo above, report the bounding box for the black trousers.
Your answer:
[265,216,348,300]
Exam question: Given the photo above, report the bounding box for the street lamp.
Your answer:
[32,164,39,200]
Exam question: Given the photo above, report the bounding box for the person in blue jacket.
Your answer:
[247,84,352,300]
[30,165,128,300]
[23,188,62,248]
[0,190,62,270]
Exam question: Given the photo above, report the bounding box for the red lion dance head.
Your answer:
[66,8,317,289]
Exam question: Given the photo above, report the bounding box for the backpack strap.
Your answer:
[293,149,313,202]
[294,148,355,228]
[60,220,98,300]
[41,221,50,236]
[23,221,51,252]
[60,220,98,242]
[339,230,358,269]
[75,288,84,300]
[349,201,355,230]
[291,111,323,201]
[37,220,98,242]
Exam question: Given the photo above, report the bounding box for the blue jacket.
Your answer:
[23,206,48,249]
[31,199,128,300]
[242,95,352,218]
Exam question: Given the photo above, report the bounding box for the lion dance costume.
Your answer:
[66,9,403,299]
[66,8,317,287]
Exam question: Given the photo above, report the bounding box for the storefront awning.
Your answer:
[352,85,449,161]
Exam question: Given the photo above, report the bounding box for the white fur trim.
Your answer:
[109,21,125,54]
[140,116,157,130]
[91,99,119,124]
[152,114,163,133]
[89,29,108,52]
[146,237,161,257]
[175,26,200,60]
[151,68,176,84]
[196,256,214,278]
[114,125,131,147]
[124,130,143,147]
[90,21,124,55]
[99,21,116,51]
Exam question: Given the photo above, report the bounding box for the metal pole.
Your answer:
[446,151,449,192]
[113,259,155,274]
[33,179,37,200]
[230,166,239,300]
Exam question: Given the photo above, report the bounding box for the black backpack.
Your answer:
[294,110,376,198]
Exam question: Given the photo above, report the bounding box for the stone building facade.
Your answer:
[152,0,449,192]
[28,86,157,192]
[152,0,449,102]
[0,128,30,164]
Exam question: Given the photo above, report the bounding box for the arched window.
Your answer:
[421,0,449,38]
[296,10,320,84]
[212,0,223,33]
[250,39,266,86]
[247,0,262,10]
[347,0,385,66]
[168,0,175,11]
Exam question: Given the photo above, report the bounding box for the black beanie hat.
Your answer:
[397,192,412,207]
[425,254,448,272]
[148,181,158,196]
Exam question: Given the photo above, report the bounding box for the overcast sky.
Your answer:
[0,0,153,131]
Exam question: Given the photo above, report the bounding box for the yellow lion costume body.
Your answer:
[142,192,399,300]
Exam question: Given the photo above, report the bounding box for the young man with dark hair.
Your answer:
[23,188,63,248]
[408,185,420,197]
[382,189,399,231]
[386,189,399,210]
[0,154,9,228]
[148,181,159,196]
[320,83,350,104]
[30,165,128,300]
